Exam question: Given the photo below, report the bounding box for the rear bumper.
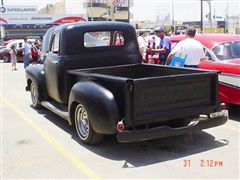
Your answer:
[117,110,228,143]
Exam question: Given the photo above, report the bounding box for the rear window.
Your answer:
[84,31,124,48]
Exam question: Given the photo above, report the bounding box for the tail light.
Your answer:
[117,120,125,132]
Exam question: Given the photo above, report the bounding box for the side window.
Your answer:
[84,31,124,48]
[50,33,60,54]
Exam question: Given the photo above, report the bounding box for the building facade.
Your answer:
[0,1,86,40]
[38,1,65,14]
[0,0,133,40]
[38,0,132,22]
[86,0,132,22]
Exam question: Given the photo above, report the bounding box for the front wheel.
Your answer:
[30,82,41,108]
[3,56,10,63]
[75,104,103,145]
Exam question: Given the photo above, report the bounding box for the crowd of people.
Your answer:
[137,26,205,68]
[10,38,42,70]
[10,26,204,70]
[23,38,42,69]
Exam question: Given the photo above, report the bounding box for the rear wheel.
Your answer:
[75,104,102,144]
[30,82,41,108]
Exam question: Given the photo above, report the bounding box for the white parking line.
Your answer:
[224,125,240,133]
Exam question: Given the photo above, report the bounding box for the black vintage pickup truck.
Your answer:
[25,22,227,144]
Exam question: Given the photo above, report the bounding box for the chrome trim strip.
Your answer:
[219,73,240,89]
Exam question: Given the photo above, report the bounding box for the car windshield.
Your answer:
[212,41,240,61]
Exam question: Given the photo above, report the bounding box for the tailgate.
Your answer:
[125,72,219,126]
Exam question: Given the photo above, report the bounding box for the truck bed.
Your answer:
[69,64,219,127]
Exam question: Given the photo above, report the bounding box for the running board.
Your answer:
[41,101,69,121]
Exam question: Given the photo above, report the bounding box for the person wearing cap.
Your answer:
[165,26,205,68]
[150,27,171,65]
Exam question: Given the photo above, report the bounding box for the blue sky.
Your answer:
[2,0,240,21]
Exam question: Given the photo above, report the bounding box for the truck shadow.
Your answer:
[84,133,228,168]
[34,107,229,168]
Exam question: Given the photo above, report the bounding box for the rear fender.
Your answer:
[69,81,120,134]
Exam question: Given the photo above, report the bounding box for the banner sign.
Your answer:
[0,5,38,14]
[0,14,87,26]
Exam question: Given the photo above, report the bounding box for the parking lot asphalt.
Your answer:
[1,62,239,179]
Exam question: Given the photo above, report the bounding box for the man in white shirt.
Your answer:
[166,27,205,68]
[137,31,147,61]
[23,38,31,68]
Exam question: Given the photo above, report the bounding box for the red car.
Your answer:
[170,34,240,105]
[0,39,24,62]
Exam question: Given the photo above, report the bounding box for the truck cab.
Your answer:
[44,22,141,104]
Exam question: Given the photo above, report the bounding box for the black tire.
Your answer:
[75,104,103,145]
[30,81,41,108]
[3,56,10,63]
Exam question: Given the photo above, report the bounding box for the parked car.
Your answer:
[0,39,35,62]
[25,22,227,145]
[0,39,16,49]
[170,34,240,105]
[0,39,24,62]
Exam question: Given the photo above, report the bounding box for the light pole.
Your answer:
[91,0,93,21]
[172,0,175,34]
[206,0,212,33]
[1,0,4,39]
[128,0,130,23]
[200,0,213,32]
[225,0,229,33]
[200,0,203,31]
[112,4,115,21]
